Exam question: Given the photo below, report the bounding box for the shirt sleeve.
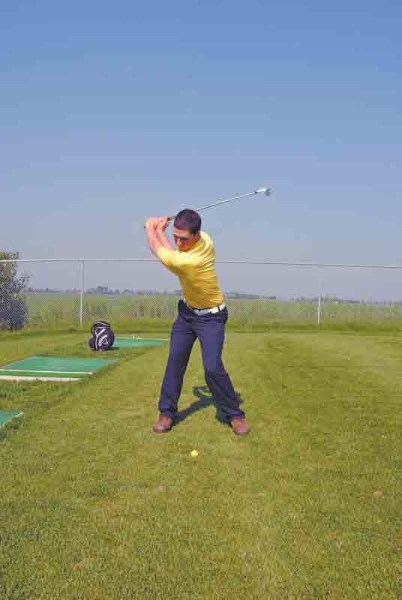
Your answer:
[156,247,199,273]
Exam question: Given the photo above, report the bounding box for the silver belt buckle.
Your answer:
[209,303,226,314]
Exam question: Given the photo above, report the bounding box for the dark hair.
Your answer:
[173,209,201,234]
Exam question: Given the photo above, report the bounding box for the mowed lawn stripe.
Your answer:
[0,333,88,365]
[0,332,401,598]
[239,333,401,596]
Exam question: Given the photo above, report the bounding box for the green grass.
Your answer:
[23,292,402,330]
[0,330,401,598]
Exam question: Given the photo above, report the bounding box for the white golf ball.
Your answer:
[190,450,199,457]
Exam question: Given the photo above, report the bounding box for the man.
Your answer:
[144,210,249,436]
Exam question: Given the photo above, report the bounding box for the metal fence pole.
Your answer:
[317,293,322,325]
[317,266,323,325]
[79,260,85,326]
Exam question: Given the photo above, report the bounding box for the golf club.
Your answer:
[192,186,272,217]
[144,187,272,228]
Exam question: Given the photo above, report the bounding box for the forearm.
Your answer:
[146,228,163,257]
[156,229,173,250]
[145,216,173,258]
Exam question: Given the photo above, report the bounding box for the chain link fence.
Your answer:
[1,257,402,330]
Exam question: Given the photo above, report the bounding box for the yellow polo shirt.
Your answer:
[156,231,224,309]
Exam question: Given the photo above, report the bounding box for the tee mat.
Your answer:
[0,411,23,427]
[0,356,116,382]
[114,336,167,348]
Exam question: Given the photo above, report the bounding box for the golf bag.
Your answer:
[88,321,115,351]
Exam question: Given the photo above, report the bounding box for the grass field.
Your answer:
[0,328,401,598]
[24,292,402,330]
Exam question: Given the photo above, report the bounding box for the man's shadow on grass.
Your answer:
[173,385,244,428]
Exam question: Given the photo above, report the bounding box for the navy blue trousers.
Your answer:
[159,300,245,421]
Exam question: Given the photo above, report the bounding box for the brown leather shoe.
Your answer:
[230,417,249,436]
[152,414,173,433]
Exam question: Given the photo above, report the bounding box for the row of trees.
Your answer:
[0,252,28,330]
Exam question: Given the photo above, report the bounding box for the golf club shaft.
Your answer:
[143,187,271,228]
[167,187,271,221]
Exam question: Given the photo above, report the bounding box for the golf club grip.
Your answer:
[143,216,174,229]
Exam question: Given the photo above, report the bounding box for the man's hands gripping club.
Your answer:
[144,216,170,233]
[144,216,173,256]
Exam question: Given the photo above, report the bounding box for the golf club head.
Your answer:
[255,187,272,196]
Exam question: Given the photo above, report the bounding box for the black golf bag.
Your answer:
[88,321,115,351]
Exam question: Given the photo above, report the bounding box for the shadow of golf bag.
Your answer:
[88,321,115,351]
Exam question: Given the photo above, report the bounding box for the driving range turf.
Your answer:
[0,330,401,599]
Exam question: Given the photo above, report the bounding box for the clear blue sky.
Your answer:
[1,0,401,297]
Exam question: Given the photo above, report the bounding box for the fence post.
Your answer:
[317,266,323,325]
[317,293,322,325]
[79,260,85,327]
